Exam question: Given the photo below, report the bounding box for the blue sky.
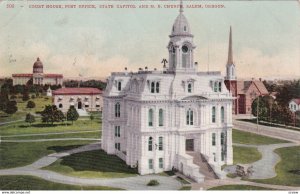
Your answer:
[0,1,299,79]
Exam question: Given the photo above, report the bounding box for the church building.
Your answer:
[12,57,63,86]
[102,2,233,182]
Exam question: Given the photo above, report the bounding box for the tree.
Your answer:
[25,113,35,126]
[4,101,18,114]
[67,106,79,124]
[41,105,65,125]
[251,96,268,121]
[22,90,30,101]
[26,100,36,109]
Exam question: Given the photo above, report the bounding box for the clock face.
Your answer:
[182,45,188,53]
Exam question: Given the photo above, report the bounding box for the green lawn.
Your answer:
[208,184,276,190]
[43,150,138,178]
[233,129,289,145]
[0,141,96,169]
[0,119,101,136]
[248,146,300,186]
[0,175,122,190]
[179,186,191,190]
[233,146,262,164]
[2,131,101,140]
[0,96,52,123]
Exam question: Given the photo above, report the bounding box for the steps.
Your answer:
[187,152,219,180]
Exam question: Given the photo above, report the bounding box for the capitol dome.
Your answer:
[33,57,44,73]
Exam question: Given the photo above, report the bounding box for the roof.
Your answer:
[33,57,43,68]
[237,80,269,95]
[45,74,63,78]
[53,88,102,95]
[170,2,191,37]
[12,74,33,77]
[290,98,300,105]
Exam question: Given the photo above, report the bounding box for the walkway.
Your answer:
[233,143,298,179]
[0,142,181,190]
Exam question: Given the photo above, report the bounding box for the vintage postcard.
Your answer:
[0,0,299,192]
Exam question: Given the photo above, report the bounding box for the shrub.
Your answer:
[25,113,35,125]
[26,100,36,109]
[147,179,159,186]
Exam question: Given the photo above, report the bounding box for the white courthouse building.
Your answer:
[102,4,233,182]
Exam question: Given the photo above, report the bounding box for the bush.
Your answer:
[31,95,36,99]
[25,113,35,125]
[4,101,18,114]
[26,100,36,109]
[147,179,159,186]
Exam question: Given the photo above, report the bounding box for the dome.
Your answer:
[33,57,43,73]
[170,10,192,37]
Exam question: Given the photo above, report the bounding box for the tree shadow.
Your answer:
[19,123,72,128]
[289,170,300,175]
[47,144,87,153]
[55,149,137,174]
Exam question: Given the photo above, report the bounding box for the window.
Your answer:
[218,82,222,92]
[85,104,89,108]
[149,159,153,169]
[115,126,120,137]
[148,109,153,127]
[214,82,218,92]
[159,158,163,168]
[158,137,163,151]
[221,151,225,161]
[212,133,216,146]
[221,106,225,123]
[151,82,155,93]
[212,106,216,123]
[156,82,160,93]
[159,109,164,126]
[118,81,122,91]
[213,153,216,162]
[59,104,63,108]
[221,132,225,145]
[96,104,100,108]
[186,109,194,125]
[150,81,160,93]
[187,83,192,93]
[115,143,120,151]
[184,26,187,32]
[115,103,120,117]
[148,137,153,151]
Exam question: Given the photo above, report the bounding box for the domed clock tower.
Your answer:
[167,1,196,73]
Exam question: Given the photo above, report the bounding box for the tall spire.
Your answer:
[179,0,183,13]
[227,26,233,65]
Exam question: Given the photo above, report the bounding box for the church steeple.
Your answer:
[227,26,233,65]
[225,26,236,80]
[167,0,196,73]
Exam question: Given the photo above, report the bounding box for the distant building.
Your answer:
[289,98,300,112]
[12,57,63,86]
[47,87,52,97]
[53,88,103,115]
[224,28,269,114]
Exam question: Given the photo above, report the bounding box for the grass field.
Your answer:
[0,175,122,190]
[232,129,289,145]
[0,119,101,136]
[233,146,262,164]
[208,184,276,190]
[0,141,96,169]
[43,150,138,178]
[248,146,300,186]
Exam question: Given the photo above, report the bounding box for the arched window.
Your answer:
[115,103,120,117]
[214,82,218,92]
[59,104,63,108]
[218,82,222,92]
[148,137,153,151]
[221,106,225,123]
[187,83,192,93]
[148,109,153,127]
[172,47,176,67]
[212,133,216,146]
[118,81,122,91]
[151,82,155,93]
[221,132,225,145]
[156,82,160,93]
[158,136,163,151]
[212,106,216,123]
[186,109,194,125]
[159,109,164,126]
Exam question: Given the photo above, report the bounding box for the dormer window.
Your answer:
[188,83,192,93]
[150,81,160,93]
[118,81,122,91]
[212,80,222,93]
